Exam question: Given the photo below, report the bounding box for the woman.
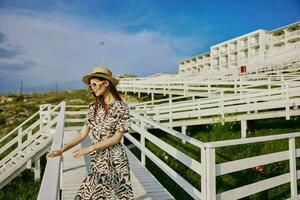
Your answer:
[47,67,134,200]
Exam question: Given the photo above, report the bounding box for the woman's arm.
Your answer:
[47,125,90,157]
[62,125,90,152]
[73,131,124,159]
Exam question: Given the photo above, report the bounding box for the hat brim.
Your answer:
[82,74,119,86]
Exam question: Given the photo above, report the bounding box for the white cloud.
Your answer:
[0,9,184,91]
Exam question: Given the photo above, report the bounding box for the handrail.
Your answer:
[0,102,64,155]
[0,110,40,143]
[130,111,205,148]
[205,131,300,148]
[126,75,300,108]
[134,83,300,119]
[37,101,65,200]
[0,115,58,167]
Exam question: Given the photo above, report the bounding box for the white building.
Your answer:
[179,21,300,75]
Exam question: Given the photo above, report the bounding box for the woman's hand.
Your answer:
[72,146,93,159]
[46,149,63,158]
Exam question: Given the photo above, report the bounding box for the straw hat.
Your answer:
[82,67,119,86]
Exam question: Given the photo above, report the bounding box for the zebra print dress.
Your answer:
[74,100,134,200]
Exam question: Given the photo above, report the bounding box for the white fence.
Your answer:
[63,103,300,200]
[205,132,300,200]
[0,103,61,189]
[117,60,300,100]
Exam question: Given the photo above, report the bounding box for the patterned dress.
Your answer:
[74,100,134,200]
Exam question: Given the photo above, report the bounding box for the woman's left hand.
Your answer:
[73,146,93,159]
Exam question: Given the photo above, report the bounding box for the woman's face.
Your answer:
[89,78,109,96]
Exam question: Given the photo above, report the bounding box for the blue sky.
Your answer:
[0,0,299,93]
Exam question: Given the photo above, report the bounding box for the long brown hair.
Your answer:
[89,77,122,118]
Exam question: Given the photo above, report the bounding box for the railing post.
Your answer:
[192,96,196,111]
[39,104,51,129]
[285,83,290,120]
[247,96,250,114]
[198,100,201,119]
[181,126,186,144]
[147,82,150,94]
[18,127,22,152]
[28,128,32,139]
[289,138,297,198]
[151,93,154,103]
[60,155,63,191]
[184,77,187,96]
[39,105,44,129]
[208,81,211,98]
[155,105,160,123]
[281,82,285,100]
[241,120,247,138]
[201,147,207,200]
[220,91,224,125]
[206,147,216,200]
[140,117,146,166]
[267,77,271,96]
[34,159,41,181]
[234,80,237,94]
[169,95,173,129]
[47,104,51,125]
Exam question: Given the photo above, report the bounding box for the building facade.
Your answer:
[179,21,300,75]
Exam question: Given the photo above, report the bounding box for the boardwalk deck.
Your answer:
[61,127,174,200]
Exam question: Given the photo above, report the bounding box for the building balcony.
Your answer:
[212,51,219,57]
[249,52,260,58]
[272,34,285,43]
[287,30,300,42]
[220,64,228,69]
[229,56,237,62]
[203,58,210,63]
[239,42,248,49]
[229,61,238,66]
[220,47,227,54]
[212,61,219,66]
[250,38,259,46]
[229,45,237,52]
[221,57,228,63]
[239,54,248,60]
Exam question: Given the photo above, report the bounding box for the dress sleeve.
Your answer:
[115,102,131,133]
[84,104,96,129]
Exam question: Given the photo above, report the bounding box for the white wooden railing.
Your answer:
[129,74,300,110]
[129,81,300,133]
[0,102,64,190]
[205,132,300,200]
[37,102,66,200]
[128,112,300,199]
[62,102,300,200]
[117,60,300,99]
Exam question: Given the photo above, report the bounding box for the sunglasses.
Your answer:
[87,81,106,91]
